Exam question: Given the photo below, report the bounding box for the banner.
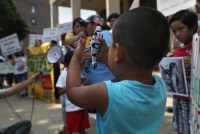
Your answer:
[157,0,195,16]
[27,42,55,102]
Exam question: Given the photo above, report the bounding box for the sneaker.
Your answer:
[20,93,28,97]
[166,107,173,113]
[57,129,66,134]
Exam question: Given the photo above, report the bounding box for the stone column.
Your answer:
[106,0,120,18]
[123,0,129,12]
[50,0,58,27]
[70,0,81,20]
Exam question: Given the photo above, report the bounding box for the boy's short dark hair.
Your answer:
[169,10,198,33]
[113,7,170,69]
[107,13,120,22]
[64,50,74,66]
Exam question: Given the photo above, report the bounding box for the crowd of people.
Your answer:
[0,50,28,97]
[1,2,200,134]
[55,12,119,134]
[55,7,199,134]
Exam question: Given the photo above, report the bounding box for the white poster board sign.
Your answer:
[157,0,195,16]
[57,22,72,37]
[43,27,58,43]
[129,0,140,10]
[29,34,43,47]
[190,34,200,107]
[0,62,14,74]
[190,33,200,134]
[192,34,200,78]
[0,33,21,56]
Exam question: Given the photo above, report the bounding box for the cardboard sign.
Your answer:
[43,27,58,43]
[0,33,21,56]
[29,34,43,47]
[157,0,195,16]
[0,62,14,74]
[57,22,72,37]
[190,33,200,133]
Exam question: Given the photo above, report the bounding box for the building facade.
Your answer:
[49,0,156,27]
[14,0,156,48]
[15,0,50,48]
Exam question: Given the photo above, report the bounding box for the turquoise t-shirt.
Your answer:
[96,74,167,134]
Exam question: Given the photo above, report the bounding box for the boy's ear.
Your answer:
[191,25,198,33]
[114,43,124,62]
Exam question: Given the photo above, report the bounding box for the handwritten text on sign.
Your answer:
[157,0,195,16]
[0,33,21,56]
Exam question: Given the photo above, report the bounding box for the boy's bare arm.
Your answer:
[58,87,66,95]
[67,84,108,115]
[66,38,108,115]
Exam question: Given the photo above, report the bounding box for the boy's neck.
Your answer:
[116,66,155,85]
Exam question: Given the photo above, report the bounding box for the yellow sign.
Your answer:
[27,42,55,102]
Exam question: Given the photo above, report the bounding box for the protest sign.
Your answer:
[29,34,43,47]
[43,27,58,43]
[57,22,72,37]
[0,62,14,74]
[190,33,200,133]
[157,0,195,16]
[159,57,188,97]
[0,33,21,56]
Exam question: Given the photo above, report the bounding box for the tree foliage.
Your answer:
[0,0,30,40]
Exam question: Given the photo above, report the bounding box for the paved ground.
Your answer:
[0,94,177,134]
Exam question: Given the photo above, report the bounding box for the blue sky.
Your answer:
[59,6,96,24]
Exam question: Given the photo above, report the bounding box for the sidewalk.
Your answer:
[0,95,176,134]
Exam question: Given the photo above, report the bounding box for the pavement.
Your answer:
[0,93,177,134]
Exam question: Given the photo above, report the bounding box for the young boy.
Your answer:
[107,13,120,33]
[56,50,90,134]
[66,7,170,134]
[169,10,198,134]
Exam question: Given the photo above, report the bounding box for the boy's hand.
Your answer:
[75,38,91,64]
[78,31,86,39]
[97,37,109,65]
